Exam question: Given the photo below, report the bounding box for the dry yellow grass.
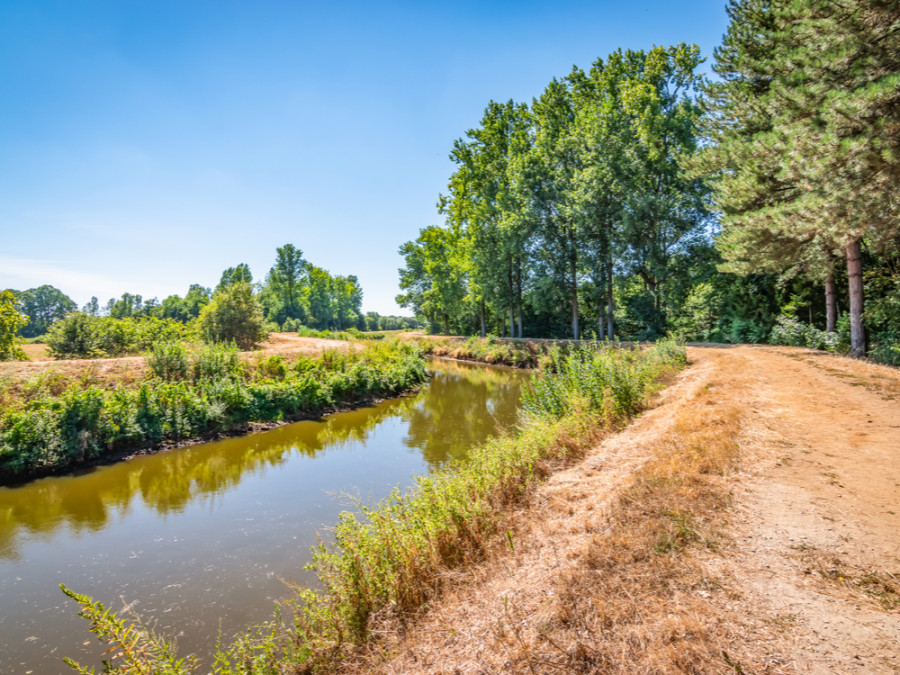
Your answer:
[0,333,359,403]
[330,351,793,674]
[333,345,900,674]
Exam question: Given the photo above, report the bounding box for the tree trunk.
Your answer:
[845,239,866,357]
[479,300,486,338]
[606,261,614,340]
[516,257,524,338]
[571,260,579,340]
[825,272,836,332]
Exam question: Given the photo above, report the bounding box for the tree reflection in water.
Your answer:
[0,359,528,560]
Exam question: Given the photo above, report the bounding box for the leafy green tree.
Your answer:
[216,264,253,293]
[397,226,471,333]
[443,100,533,337]
[198,282,268,350]
[82,296,100,316]
[14,285,77,337]
[0,290,28,360]
[268,244,306,319]
[106,293,144,319]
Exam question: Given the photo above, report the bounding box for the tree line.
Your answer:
[397,1,899,362]
[4,243,418,348]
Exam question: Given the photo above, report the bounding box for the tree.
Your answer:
[700,0,900,356]
[0,289,28,360]
[83,296,100,316]
[15,285,77,337]
[443,100,533,337]
[396,226,470,333]
[216,264,253,293]
[268,244,306,318]
[197,282,268,350]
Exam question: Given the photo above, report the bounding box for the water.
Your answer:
[0,359,528,674]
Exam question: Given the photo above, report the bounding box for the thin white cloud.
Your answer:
[0,256,124,304]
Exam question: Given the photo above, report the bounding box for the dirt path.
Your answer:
[723,346,900,673]
[353,345,899,674]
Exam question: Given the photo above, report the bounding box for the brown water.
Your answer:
[0,359,529,674]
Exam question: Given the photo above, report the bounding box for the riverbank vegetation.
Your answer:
[397,5,900,364]
[414,335,540,368]
[0,341,426,482]
[61,339,685,673]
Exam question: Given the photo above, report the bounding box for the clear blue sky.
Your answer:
[0,0,729,315]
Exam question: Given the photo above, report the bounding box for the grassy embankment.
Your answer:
[0,340,426,482]
[61,339,686,674]
[412,335,546,367]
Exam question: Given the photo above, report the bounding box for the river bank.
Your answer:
[339,345,900,674]
[0,358,530,675]
[0,339,426,484]
[61,340,687,673]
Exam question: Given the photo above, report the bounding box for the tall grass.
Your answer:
[0,342,426,479]
[58,339,685,674]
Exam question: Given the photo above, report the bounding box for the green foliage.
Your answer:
[521,340,686,420]
[145,342,190,381]
[46,314,190,359]
[398,45,709,340]
[60,584,199,675]
[417,335,537,367]
[0,342,426,479]
[198,282,268,350]
[769,316,840,352]
[0,289,28,361]
[13,284,77,337]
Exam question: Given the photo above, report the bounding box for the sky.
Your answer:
[0,0,730,315]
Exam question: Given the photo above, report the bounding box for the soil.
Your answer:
[356,345,900,674]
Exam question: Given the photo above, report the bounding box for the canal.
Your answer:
[0,359,529,673]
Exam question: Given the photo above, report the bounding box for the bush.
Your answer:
[47,315,190,359]
[146,342,190,381]
[0,289,28,361]
[198,282,268,350]
[769,315,840,351]
[0,342,426,479]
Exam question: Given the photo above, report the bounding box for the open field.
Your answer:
[0,333,360,394]
[341,345,900,674]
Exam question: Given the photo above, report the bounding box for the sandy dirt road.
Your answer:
[358,345,899,674]
[720,346,900,673]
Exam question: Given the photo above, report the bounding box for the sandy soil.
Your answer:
[356,345,900,674]
[0,333,359,391]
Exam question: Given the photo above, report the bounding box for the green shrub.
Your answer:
[47,315,190,359]
[198,282,268,350]
[769,315,840,351]
[192,343,242,382]
[146,342,190,381]
[0,342,426,479]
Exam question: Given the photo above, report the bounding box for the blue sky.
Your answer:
[0,0,729,315]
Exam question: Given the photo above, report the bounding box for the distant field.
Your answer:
[20,343,50,360]
[1,333,359,392]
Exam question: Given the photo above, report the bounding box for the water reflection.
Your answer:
[0,359,527,560]
[0,358,528,674]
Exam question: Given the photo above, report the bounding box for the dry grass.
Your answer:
[534,386,746,673]
[0,333,359,401]
[340,353,794,674]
